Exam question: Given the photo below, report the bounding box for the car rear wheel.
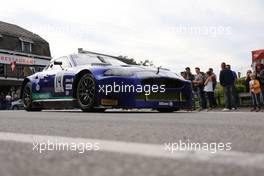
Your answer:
[12,106,18,110]
[22,82,42,111]
[77,74,96,112]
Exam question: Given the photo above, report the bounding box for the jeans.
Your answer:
[261,87,264,104]
[223,85,236,109]
[251,93,261,109]
[195,86,207,109]
[206,92,214,108]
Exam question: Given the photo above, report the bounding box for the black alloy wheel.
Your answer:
[77,74,96,112]
[22,82,42,111]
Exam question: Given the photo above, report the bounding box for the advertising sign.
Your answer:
[0,53,49,66]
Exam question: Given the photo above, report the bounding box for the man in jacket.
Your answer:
[193,67,207,111]
[219,62,235,111]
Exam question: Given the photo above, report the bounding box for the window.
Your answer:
[45,57,71,71]
[45,62,59,71]
[57,57,71,69]
[100,56,127,65]
[19,38,33,53]
[73,54,103,66]
[21,41,32,53]
[0,64,4,76]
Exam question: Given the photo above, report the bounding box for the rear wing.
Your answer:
[78,48,120,60]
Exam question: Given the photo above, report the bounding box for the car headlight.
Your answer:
[104,68,134,76]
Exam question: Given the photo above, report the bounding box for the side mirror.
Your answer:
[54,61,62,65]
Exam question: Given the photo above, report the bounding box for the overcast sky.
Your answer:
[1,0,263,75]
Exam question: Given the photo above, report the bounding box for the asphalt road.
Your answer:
[0,110,263,176]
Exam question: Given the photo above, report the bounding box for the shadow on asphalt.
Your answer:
[41,110,195,114]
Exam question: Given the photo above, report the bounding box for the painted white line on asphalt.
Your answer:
[0,132,263,169]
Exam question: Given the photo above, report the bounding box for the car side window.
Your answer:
[57,57,71,69]
[45,62,55,71]
[45,57,71,71]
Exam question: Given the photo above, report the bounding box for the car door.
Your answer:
[52,57,73,98]
[37,60,62,100]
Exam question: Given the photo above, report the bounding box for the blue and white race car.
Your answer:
[21,50,192,112]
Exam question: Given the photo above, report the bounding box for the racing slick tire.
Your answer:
[76,73,97,112]
[156,108,178,113]
[22,82,42,111]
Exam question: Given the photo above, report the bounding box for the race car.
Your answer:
[21,49,192,112]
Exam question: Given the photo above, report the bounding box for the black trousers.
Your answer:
[206,92,214,108]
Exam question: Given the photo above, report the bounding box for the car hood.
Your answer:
[107,65,186,81]
[76,64,187,81]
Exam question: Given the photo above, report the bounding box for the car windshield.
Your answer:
[100,56,127,66]
[73,54,104,66]
[73,54,127,66]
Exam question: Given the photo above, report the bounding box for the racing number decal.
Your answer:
[54,72,64,93]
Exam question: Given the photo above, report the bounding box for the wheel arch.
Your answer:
[20,78,31,99]
[72,69,93,98]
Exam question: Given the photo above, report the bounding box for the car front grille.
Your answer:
[141,78,185,89]
[136,92,189,102]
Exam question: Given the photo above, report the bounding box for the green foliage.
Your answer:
[236,84,246,93]
[117,56,155,67]
[214,83,223,96]
[235,77,246,93]
[236,77,246,86]
[117,56,138,65]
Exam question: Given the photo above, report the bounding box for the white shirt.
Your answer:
[204,80,213,92]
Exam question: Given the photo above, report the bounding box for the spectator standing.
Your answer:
[245,70,252,92]
[226,64,237,109]
[255,63,264,104]
[185,67,195,82]
[249,74,261,112]
[219,62,236,111]
[209,68,217,107]
[185,67,195,110]
[204,71,214,111]
[227,65,238,81]
[193,67,207,111]
[181,71,187,79]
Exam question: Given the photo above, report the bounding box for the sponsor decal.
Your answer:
[65,84,72,90]
[101,99,118,106]
[65,78,74,83]
[54,72,64,93]
[32,93,51,100]
[158,101,173,106]
[36,84,40,91]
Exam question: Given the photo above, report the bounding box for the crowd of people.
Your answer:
[0,88,20,110]
[181,62,264,112]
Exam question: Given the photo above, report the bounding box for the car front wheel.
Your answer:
[76,74,96,112]
[157,108,178,113]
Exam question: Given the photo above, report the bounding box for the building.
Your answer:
[0,21,51,103]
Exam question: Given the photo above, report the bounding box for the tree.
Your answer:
[117,56,155,67]
[117,56,138,65]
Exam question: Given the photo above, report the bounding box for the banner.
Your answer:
[0,53,49,66]
[252,49,264,62]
